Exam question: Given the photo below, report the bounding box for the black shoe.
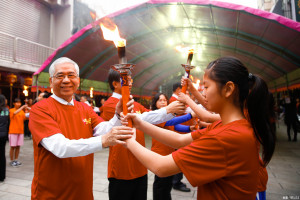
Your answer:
[173,184,191,192]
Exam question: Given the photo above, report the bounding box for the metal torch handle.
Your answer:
[121,75,133,127]
[182,70,190,93]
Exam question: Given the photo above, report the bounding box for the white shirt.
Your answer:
[41,93,174,158]
[40,94,121,158]
[111,92,174,124]
[93,106,100,113]
[84,101,91,106]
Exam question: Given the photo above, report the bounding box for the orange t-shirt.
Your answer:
[151,122,175,156]
[101,96,149,179]
[29,97,103,200]
[169,96,177,103]
[257,158,268,192]
[9,108,26,134]
[172,119,260,200]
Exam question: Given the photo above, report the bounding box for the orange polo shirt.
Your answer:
[172,119,260,200]
[29,97,103,200]
[257,158,268,192]
[151,122,175,156]
[101,96,149,179]
[169,96,177,103]
[9,108,26,134]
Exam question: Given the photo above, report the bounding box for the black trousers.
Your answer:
[286,120,297,140]
[0,137,7,181]
[153,175,173,200]
[108,174,147,200]
[24,120,31,138]
[172,172,183,186]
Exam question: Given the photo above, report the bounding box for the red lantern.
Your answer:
[24,77,32,86]
[7,74,17,86]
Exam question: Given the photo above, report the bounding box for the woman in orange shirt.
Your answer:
[151,92,196,200]
[124,56,276,200]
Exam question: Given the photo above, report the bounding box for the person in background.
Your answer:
[38,92,50,102]
[123,56,276,200]
[99,98,106,114]
[101,69,186,200]
[9,98,28,167]
[24,98,33,139]
[29,57,134,200]
[100,98,106,106]
[0,95,9,182]
[283,93,298,141]
[150,92,197,200]
[33,92,51,105]
[169,82,182,103]
[89,99,100,115]
[5,99,9,109]
[80,95,91,106]
[169,82,191,192]
[73,94,81,102]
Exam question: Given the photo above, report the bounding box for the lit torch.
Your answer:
[182,49,195,93]
[175,46,195,93]
[101,20,134,127]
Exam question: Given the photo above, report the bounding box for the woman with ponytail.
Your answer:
[123,56,276,200]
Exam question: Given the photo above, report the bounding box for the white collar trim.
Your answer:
[112,92,122,99]
[51,94,74,106]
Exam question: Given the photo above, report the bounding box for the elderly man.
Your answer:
[29,57,134,200]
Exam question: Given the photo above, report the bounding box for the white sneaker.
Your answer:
[10,161,18,167]
[15,161,22,166]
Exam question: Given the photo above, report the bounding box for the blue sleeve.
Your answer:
[165,113,192,126]
[174,124,190,132]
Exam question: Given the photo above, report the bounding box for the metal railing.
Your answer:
[0,31,55,66]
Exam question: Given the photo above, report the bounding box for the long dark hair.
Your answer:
[151,93,168,110]
[206,56,275,166]
[0,94,6,112]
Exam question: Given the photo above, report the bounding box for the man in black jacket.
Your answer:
[0,94,9,182]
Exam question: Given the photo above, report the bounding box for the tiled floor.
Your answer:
[0,121,299,200]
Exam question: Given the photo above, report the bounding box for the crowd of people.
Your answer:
[0,56,298,200]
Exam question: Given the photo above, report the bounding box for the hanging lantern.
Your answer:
[90,87,94,98]
[24,77,32,86]
[7,74,17,86]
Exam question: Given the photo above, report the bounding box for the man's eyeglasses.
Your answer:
[52,73,78,80]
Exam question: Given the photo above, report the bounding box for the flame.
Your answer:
[100,19,126,47]
[175,46,200,54]
[90,11,97,21]
[23,85,28,97]
[190,75,194,81]
[192,79,201,90]
[90,87,94,98]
